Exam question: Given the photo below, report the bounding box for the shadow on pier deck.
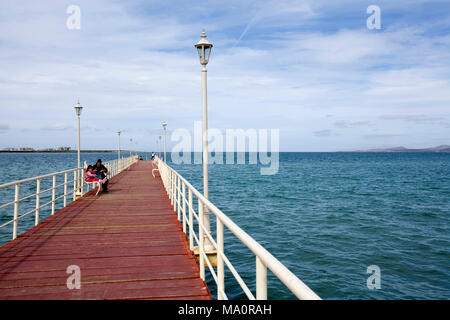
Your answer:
[0,161,211,300]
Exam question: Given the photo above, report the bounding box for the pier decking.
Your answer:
[0,161,211,300]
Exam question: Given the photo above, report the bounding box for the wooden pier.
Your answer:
[0,161,211,300]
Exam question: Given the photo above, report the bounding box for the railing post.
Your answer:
[166,169,172,198]
[165,167,168,192]
[77,169,81,195]
[256,256,268,300]
[198,198,205,280]
[170,171,174,205]
[173,173,176,205]
[12,184,19,240]
[167,170,170,197]
[177,176,181,221]
[35,179,40,226]
[78,169,84,196]
[81,169,84,195]
[73,171,77,200]
[217,217,225,300]
[182,181,186,233]
[174,174,177,212]
[172,171,175,204]
[64,172,68,207]
[166,167,170,194]
[188,188,193,251]
[168,170,171,199]
[51,175,56,215]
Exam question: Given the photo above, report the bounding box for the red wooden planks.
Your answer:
[0,161,211,300]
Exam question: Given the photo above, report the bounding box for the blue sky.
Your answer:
[0,0,449,151]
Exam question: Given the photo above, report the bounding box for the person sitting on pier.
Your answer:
[93,159,109,192]
[85,165,107,184]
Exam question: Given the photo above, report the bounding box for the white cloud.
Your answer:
[0,124,9,133]
[334,120,371,128]
[0,0,449,151]
[313,129,333,137]
[40,124,73,131]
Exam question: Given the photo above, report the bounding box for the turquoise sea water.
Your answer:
[0,152,449,299]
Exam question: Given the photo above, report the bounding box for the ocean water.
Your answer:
[0,152,449,300]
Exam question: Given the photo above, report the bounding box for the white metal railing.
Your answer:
[0,155,138,240]
[155,156,321,300]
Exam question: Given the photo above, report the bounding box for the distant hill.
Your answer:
[350,145,450,152]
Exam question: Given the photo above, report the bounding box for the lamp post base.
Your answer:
[193,247,217,267]
[75,190,82,200]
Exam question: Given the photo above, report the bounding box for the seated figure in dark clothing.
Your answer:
[93,159,109,192]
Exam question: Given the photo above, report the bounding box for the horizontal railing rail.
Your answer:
[155,156,321,300]
[0,155,139,240]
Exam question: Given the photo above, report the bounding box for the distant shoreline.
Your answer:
[339,145,450,153]
[0,150,121,153]
[337,150,450,153]
[1,150,449,153]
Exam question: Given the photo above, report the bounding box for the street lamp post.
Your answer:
[74,100,83,196]
[162,122,167,162]
[117,130,121,166]
[159,135,162,158]
[74,100,83,169]
[130,138,132,157]
[195,29,214,251]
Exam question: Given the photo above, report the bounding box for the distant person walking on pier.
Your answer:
[93,159,109,192]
